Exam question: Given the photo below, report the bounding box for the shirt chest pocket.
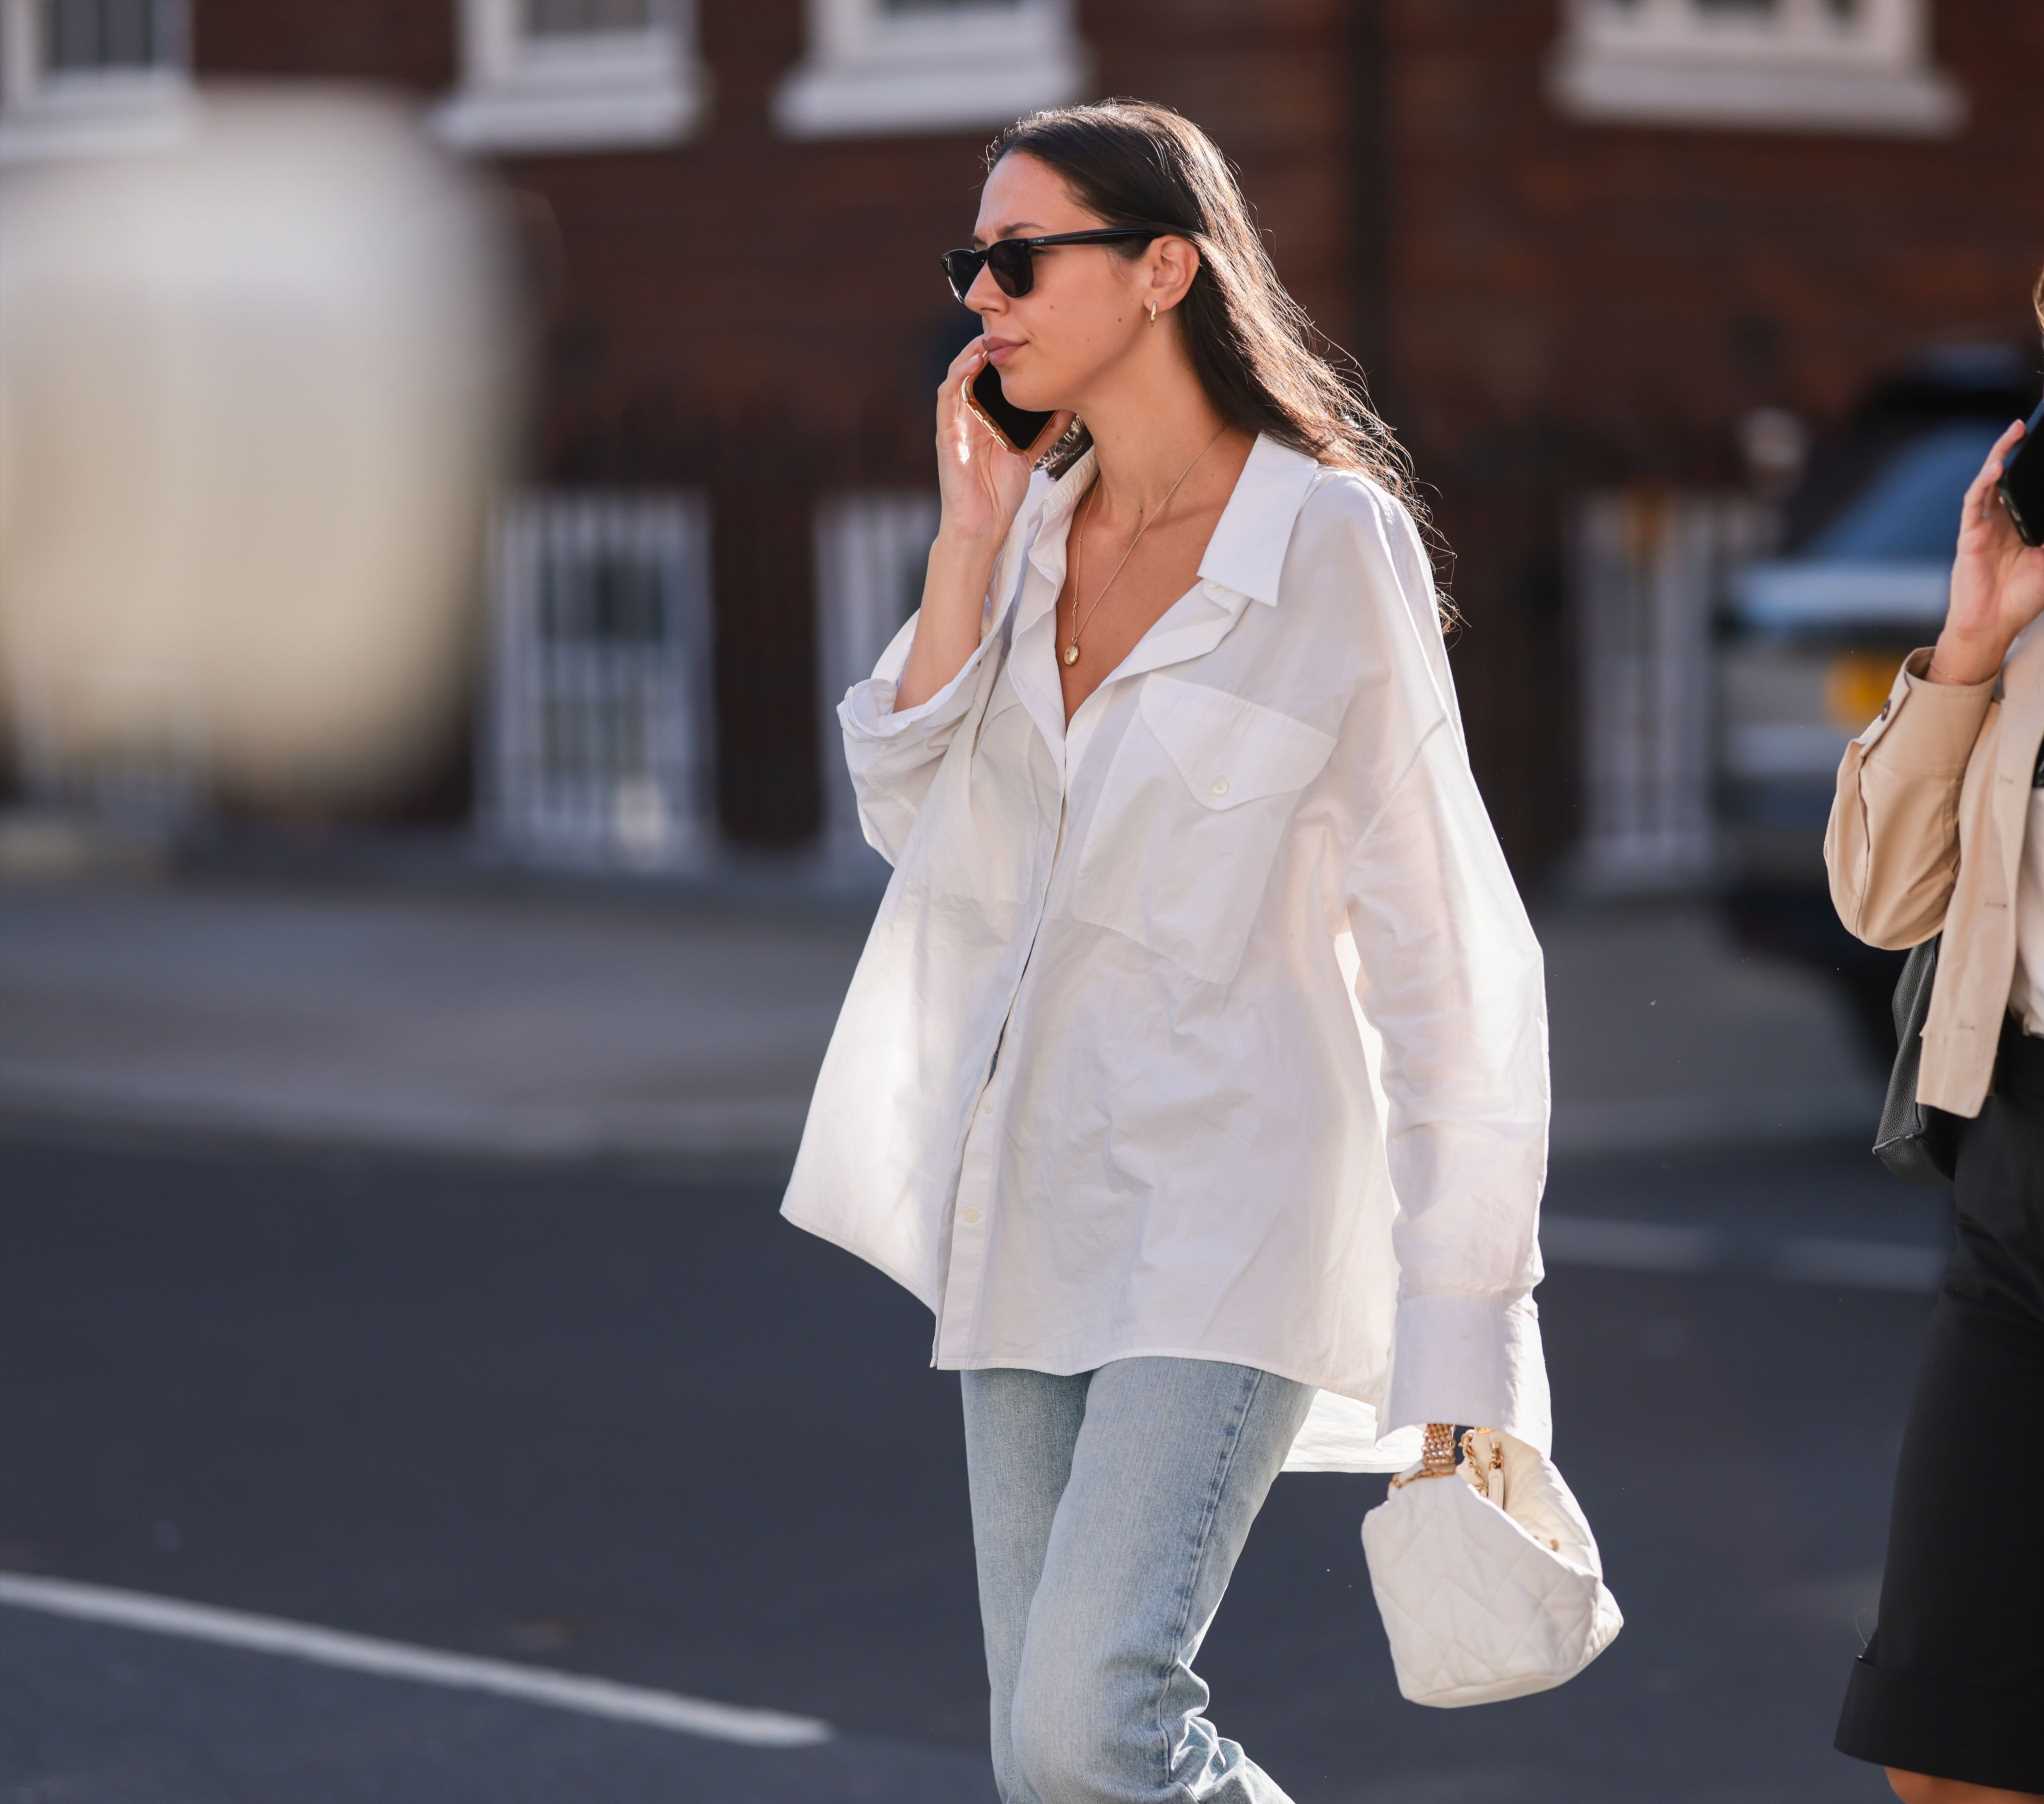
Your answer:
[1068,672,1338,986]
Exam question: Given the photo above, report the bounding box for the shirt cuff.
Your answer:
[1382,1291,1553,1458]
[1872,644,1998,776]
[837,621,994,744]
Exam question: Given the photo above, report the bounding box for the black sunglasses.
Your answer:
[940,223,1187,305]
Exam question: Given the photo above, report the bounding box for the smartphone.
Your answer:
[1995,394,2044,546]
[964,360,1058,460]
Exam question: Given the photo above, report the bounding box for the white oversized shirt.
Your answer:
[779,429,1553,1474]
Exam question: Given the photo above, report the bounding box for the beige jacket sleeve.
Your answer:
[1823,645,1997,950]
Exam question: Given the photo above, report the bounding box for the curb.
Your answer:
[0,811,892,927]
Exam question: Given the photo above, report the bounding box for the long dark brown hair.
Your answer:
[984,97,1455,625]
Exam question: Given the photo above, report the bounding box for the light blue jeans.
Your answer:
[959,1355,1319,1804]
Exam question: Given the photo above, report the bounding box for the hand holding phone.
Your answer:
[1935,409,2044,681]
[934,333,1074,548]
[1997,396,2044,546]
[964,360,1059,461]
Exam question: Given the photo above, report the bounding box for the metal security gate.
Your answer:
[810,488,940,871]
[479,489,716,870]
[1569,488,1776,892]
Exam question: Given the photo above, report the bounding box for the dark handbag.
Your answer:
[1873,932,1959,1184]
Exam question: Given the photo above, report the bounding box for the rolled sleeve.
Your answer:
[1824,645,1996,948]
[838,612,995,745]
[836,590,1001,866]
[1867,646,1997,776]
[1345,719,1554,1456]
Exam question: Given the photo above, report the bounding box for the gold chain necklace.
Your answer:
[1062,423,1229,668]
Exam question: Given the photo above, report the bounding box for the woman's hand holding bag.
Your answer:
[1360,1424,1622,1707]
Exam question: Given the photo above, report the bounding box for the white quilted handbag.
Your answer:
[1360,1425,1622,1707]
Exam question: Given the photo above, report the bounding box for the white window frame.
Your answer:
[809,488,940,872]
[0,0,193,164]
[773,0,1090,140]
[1549,0,1965,136]
[479,488,719,871]
[430,0,709,157]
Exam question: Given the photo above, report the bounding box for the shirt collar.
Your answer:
[1024,427,1324,608]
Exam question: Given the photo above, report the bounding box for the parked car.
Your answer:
[1716,344,2039,1064]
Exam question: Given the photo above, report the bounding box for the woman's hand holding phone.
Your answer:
[934,333,1074,550]
[888,338,1073,715]
[1931,417,2044,684]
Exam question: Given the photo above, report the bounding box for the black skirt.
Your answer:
[1834,1008,2044,1792]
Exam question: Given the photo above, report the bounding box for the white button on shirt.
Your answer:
[779,429,1553,1474]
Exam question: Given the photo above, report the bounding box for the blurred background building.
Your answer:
[0,2,2035,945]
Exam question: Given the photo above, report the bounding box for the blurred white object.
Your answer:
[0,82,528,809]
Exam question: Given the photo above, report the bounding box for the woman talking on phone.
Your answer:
[1825,300,2044,1801]
[781,98,1571,1800]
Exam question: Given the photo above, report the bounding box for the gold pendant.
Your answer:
[1061,642,1079,666]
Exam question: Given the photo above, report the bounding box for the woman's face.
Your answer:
[962,153,1155,415]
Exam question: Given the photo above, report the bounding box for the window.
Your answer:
[431,0,708,157]
[1549,0,1964,135]
[526,0,658,30]
[773,0,1090,139]
[0,0,192,162]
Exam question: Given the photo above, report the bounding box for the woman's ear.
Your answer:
[1151,235,1201,314]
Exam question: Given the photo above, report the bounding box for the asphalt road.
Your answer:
[0,1122,1949,1803]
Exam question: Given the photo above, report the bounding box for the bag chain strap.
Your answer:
[1387,1423,1503,1490]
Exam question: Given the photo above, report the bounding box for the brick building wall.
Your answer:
[167,1,2039,873]
[1387,2,2039,473]
[1379,0,2044,866]
[186,0,1380,852]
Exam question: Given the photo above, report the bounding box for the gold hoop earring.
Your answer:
[1147,300,1158,325]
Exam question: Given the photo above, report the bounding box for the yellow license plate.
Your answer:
[1825,651,1903,731]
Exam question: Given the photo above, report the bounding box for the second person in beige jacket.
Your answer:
[1824,402,2044,1803]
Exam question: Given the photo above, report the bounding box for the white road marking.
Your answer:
[1542,1214,1940,1292]
[0,1571,832,1747]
